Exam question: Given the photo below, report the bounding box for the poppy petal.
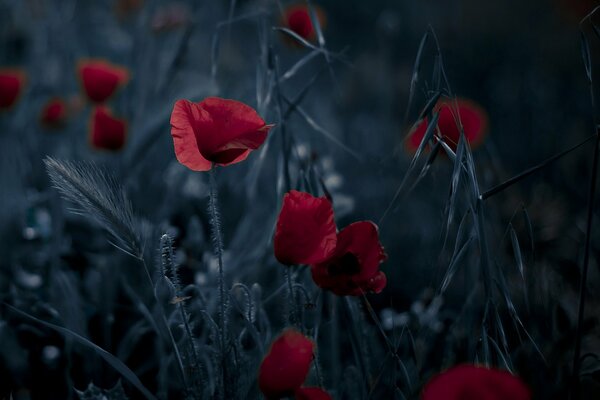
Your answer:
[170,99,213,171]
[295,387,333,400]
[170,97,272,170]
[0,68,26,110]
[90,106,127,151]
[281,4,326,44]
[405,98,488,154]
[259,329,315,399]
[274,190,338,265]
[78,59,129,103]
[422,364,531,400]
[41,98,67,128]
[311,221,387,296]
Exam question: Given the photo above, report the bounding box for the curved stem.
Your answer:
[570,131,600,399]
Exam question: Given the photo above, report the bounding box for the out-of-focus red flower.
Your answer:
[406,98,488,154]
[422,364,531,400]
[40,98,67,128]
[170,97,273,171]
[259,329,315,399]
[311,221,387,296]
[0,68,26,110]
[78,59,129,103]
[151,3,190,32]
[557,0,598,20]
[281,3,326,43]
[274,190,338,266]
[115,0,144,18]
[90,106,127,151]
[295,387,333,400]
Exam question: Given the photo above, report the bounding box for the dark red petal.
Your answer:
[311,221,387,296]
[286,6,314,39]
[259,329,315,399]
[170,99,212,171]
[170,97,272,169]
[194,97,271,161]
[405,98,488,155]
[274,190,338,265]
[90,106,127,151]
[405,118,429,153]
[41,98,67,127]
[335,221,387,278]
[0,69,25,110]
[367,271,387,294]
[295,387,333,400]
[78,59,129,103]
[435,99,488,151]
[455,99,488,149]
[422,364,531,400]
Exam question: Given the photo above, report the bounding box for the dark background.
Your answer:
[1,0,600,399]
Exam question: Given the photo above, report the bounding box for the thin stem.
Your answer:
[480,134,595,201]
[208,163,228,399]
[570,131,600,399]
[285,266,296,325]
[140,258,188,390]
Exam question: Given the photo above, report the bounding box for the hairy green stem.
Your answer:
[208,164,228,399]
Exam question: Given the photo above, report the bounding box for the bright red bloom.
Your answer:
[274,190,337,266]
[0,68,26,110]
[40,98,67,128]
[170,97,273,171]
[406,98,488,154]
[295,387,333,400]
[90,106,127,151]
[259,329,315,399]
[282,4,326,42]
[311,221,387,296]
[78,59,129,103]
[422,364,531,400]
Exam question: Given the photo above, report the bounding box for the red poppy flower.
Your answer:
[311,221,387,296]
[259,329,315,399]
[170,97,273,171]
[295,387,333,400]
[422,364,531,400]
[151,3,190,32]
[274,190,337,266]
[0,68,26,110]
[40,98,67,128]
[90,106,127,151]
[406,98,488,154]
[78,59,129,103]
[115,0,144,18]
[281,3,326,43]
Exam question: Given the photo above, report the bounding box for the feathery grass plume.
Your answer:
[43,157,142,258]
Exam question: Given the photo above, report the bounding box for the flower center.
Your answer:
[327,252,361,276]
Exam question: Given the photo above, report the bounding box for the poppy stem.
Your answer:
[208,163,228,398]
[285,266,297,325]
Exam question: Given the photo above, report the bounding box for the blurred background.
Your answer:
[1,0,600,399]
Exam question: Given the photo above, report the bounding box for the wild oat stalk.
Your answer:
[160,234,204,396]
[44,157,189,391]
